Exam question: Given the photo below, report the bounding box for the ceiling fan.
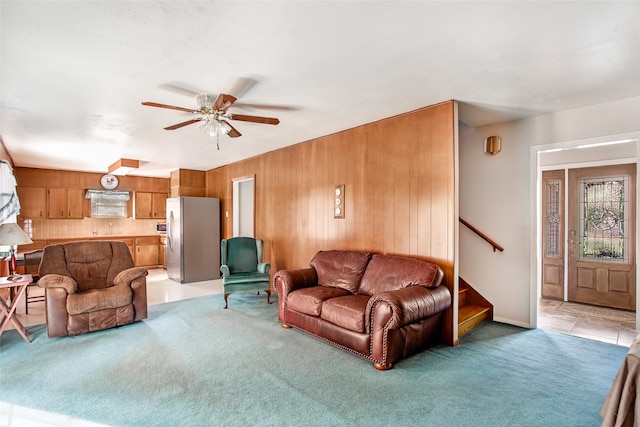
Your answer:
[142,93,279,139]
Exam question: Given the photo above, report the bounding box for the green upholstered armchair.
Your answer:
[220,237,271,309]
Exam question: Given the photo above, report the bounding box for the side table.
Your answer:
[0,274,32,344]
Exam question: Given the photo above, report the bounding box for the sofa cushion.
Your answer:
[358,254,443,296]
[67,285,133,315]
[287,286,351,316]
[321,295,370,333]
[310,250,372,293]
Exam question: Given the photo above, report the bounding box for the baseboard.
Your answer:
[492,317,532,329]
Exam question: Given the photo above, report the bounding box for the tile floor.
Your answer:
[2,272,637,426]
[538,297,637,347]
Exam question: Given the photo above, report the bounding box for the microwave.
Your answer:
[156,223,167,234]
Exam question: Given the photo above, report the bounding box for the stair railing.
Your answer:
[459,217,504,252]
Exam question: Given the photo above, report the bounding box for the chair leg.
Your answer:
[266,290,271,304]
[224,293,230,309]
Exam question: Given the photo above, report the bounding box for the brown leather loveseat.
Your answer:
[38,240,148,337]
[274,250,451,370]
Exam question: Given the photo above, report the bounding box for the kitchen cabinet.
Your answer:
[134,236,160,267]
[34,236,161,267]
[135,192,167,219]
[159,235,166,267]
[46,237,136,261]
[48,188,84,219]
[17,240,47,253]
[16,187,47,220]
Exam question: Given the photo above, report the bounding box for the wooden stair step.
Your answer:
[458,304,491,337]
[458,287,469,308]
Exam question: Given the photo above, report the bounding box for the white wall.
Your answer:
[459,96,640,327]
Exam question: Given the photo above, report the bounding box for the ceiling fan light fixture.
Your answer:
[219,121,232,135]
[198,116,230,138]
[196,93,217,109]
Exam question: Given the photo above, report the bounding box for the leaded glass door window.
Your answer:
[578,176,629,262]
[545,179,562,257]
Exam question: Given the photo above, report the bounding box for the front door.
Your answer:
[567,164,636,310]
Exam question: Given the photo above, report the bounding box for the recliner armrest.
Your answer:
[114,267,149,287]
[257,262,271,274]
[366,285,452,331]
[38,274,78,294]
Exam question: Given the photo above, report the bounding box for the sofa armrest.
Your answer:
[114,267,149,287]
[367,285,452,331]
[258,262,271,274]
[274,267,318,324]
[38,274,78,294]
[273,267,318,296]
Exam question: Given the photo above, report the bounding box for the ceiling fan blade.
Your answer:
[164,118,201,130]
[227,77,258,99]
[142,102,196,113]
[158,82,202,97]
[212,94,237,112]
[229,113,279,125]
[223,121,242,138]
[233,102,297,112]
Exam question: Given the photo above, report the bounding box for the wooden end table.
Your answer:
[0,274,33,344]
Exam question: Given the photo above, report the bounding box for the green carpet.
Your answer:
[0,294,628,427]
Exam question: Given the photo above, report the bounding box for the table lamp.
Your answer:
[0,223,33,281]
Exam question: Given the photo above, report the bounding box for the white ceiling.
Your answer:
[1,1,639,178]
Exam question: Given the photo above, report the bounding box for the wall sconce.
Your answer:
[484,136,502,155]
[334,185,345,219]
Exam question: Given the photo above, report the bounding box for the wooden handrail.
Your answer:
[459,217,504,252]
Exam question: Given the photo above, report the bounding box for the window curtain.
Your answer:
[0,160,20,256]
[0,160,19,224]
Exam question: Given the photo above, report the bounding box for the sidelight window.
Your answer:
[545,179,562,257]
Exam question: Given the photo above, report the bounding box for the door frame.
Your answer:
[232,175,255,238]
[530,132,639,329]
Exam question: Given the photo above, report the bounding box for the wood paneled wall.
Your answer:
[170,169,206,197]
[14,168,169,193]
[208,101,457,344]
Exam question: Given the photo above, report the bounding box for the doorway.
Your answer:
[534,135,639,344]
[232,176,255,238]
[541,164,636,310]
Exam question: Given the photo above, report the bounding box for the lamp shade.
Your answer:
[0,223,33,246]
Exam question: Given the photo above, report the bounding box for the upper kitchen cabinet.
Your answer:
[135,192,167,219]
[16,187,47,220]
[48,188,84,219]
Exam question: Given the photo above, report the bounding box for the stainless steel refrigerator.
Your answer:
[166,197,220,283]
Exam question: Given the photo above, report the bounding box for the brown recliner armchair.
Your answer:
[38,240,148,337]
